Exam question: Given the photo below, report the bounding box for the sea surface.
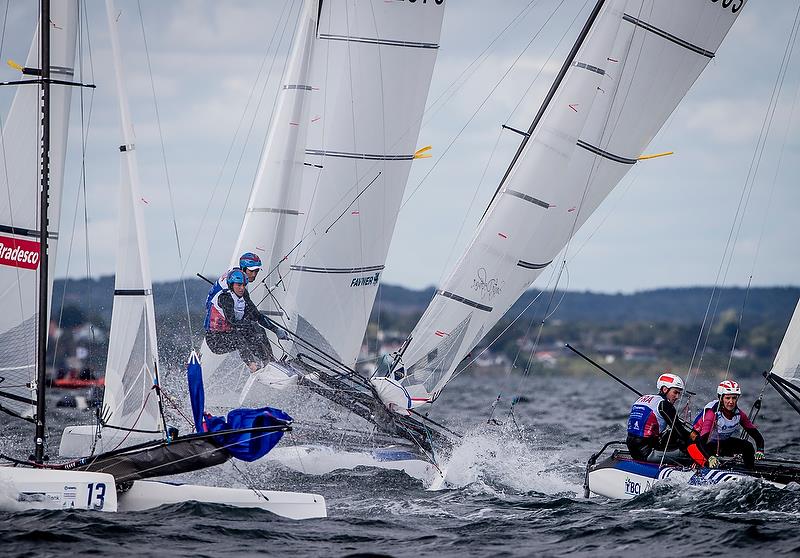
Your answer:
[2,368,800,557]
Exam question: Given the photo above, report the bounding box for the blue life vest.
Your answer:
[627,394,666,439]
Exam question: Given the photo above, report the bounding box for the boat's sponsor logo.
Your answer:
[624,477,642,496]
[472,267,501,300]
[351,272,380,287]
[0,235,40,270]
[709,0,745,14]
[624,477,653,496]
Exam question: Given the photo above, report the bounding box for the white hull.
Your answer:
[587,456,786,500]
[267,445,441,484]
[117,480,326,519]
[0,466,118,511]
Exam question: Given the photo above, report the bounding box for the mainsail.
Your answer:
[203,0,445,400]
[277,0,445,367]
[0,3,77,417]
[396,0,747,405]
[773,299,800,382]
[60,0,163,456]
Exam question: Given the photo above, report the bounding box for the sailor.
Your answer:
[626,372,708,464]
[692,380,764,470]
[203,252,264,331]
[205,268,289,372]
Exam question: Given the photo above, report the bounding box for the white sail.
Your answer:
[200,0,320,400]
[773,299,800,382]
[278,0,445,367]
[397,0,747,405]
[60,0,164,457]
[202,0,445,401]
[0,3,78,415]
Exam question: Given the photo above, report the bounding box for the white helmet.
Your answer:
[717,380,741,396]
[656,372,685,392]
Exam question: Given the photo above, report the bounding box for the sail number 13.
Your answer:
[87,482,107,509]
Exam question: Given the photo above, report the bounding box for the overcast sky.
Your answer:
[2,0,798,294]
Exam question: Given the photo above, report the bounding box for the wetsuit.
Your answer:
[626,393,707,463]
[205,287,281,367]
[694,400,764,469]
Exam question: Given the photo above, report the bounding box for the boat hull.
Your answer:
[0,467,118,511]
[116,480,326,519]
[587,450,796,499]
[266,444,441,484]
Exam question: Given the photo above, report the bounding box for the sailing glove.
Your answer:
[707,455,720,469]
[755,451,765,461]
[275,327,290,340]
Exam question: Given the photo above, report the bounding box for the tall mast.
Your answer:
[34,0,51,464]
[481,0,606,220]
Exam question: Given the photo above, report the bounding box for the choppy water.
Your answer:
[2,370,800,557]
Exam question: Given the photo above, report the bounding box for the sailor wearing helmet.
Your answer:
[626,372,710,464]
[691,379,765,470]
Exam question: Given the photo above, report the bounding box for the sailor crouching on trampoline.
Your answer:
[205,268,289,372]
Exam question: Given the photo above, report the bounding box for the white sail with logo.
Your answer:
[60,1,163,456]
[773,299,800,382]
[278,0,445,368]
[392,0,747,408]
[203,0,445,402]
[0,3,77,416]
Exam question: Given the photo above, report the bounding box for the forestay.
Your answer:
[397,0,747,404]
[277,0,445,368]
[773,299,800,382]
[0,3,77,416]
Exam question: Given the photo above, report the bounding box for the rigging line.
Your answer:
[438,127,503,289]
[728,24,800,374]
[399,0,577,213]
[136,2,195,346]
[687,2,800,386]
[422,0,542,129]
[178,0,294,279]
[324,172,381,234]
[79,0,97,375]
[725,275,752,376]
[201,0,301,275]
[365,1,387,357]
[507,262,569,418]
[55,3,96,373]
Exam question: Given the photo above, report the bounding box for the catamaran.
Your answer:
[0,0,325,519]
[585,297,800,499]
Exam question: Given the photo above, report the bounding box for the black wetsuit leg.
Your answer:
[714,437,756,469]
